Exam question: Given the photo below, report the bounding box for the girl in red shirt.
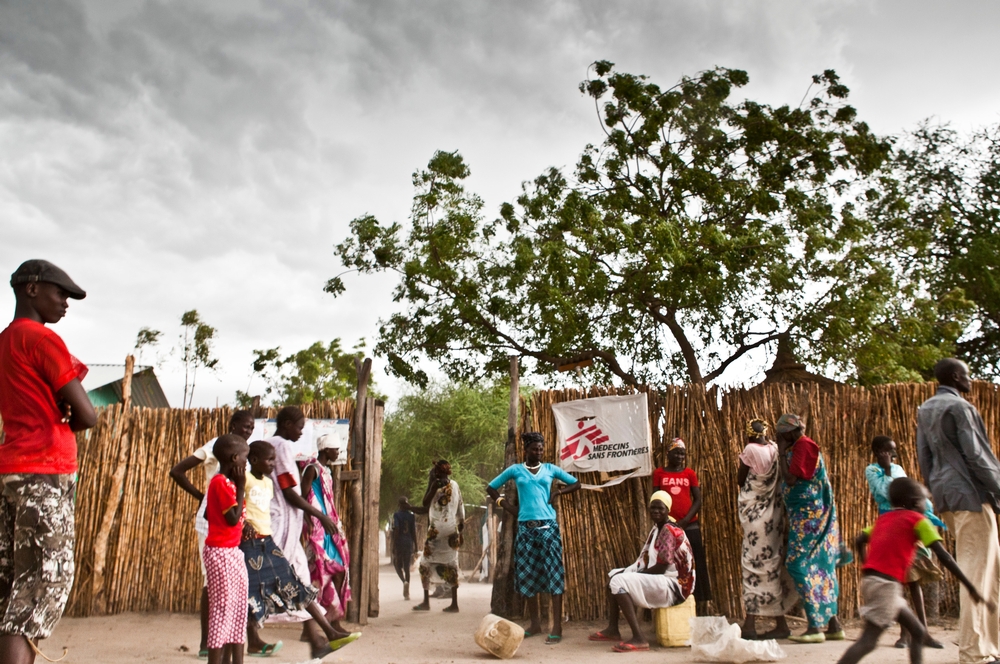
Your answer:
[651,438,711,611]
[203,434,248,664]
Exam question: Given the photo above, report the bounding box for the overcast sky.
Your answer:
[2,0,999,407]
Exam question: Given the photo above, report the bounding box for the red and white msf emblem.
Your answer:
[561,416,610,461]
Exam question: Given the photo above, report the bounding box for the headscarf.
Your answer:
[650,490,673,511]
[316,434,337,451]
[669,438,686,451]
[775,413,804,434]
[746,418,768,439]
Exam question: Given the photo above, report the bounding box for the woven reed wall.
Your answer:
[64,400,355,617]
[521,381,1000,622]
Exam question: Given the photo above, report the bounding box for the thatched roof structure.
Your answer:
[758,334,842,390]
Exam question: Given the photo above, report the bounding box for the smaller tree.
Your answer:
[178,310,219,408]
[379,382,508,522]
[133,326,162,365]
[239,339,378,406]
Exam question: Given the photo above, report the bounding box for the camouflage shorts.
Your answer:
[0,474,76,639]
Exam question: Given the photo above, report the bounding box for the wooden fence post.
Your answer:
[347,358,372,624]
[491,356,522,617]
[363,398,383,618]
[91,355,135,614]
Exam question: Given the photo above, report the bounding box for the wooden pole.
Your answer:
[487,502,498,583]
[91,354,135,614]
[491,355,521,617]
[347,357,371,624]
[363,398,384,618]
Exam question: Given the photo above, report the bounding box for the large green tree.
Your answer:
[379,382,507,521]
[331,63,954,387]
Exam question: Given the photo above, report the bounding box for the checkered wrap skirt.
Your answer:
[514,519,565,596]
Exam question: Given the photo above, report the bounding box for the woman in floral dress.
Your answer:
[299,437,351,633]
[776,413,846,643]
[737,418,795,639]
[408,460,464,612]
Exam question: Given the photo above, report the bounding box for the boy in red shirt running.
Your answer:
[840,477,994,664]
[0,260,97,664]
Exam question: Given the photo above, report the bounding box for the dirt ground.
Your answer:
[46,563,964,663]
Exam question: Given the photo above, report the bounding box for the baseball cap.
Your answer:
[10,259,86,299]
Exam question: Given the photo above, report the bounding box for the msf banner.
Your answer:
[552,393,652,488]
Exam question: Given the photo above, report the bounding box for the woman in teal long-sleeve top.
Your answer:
[487,432,580,644]
[865,435,945,649]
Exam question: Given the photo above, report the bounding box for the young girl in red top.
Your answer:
[204,434,249,664]
[651,438,711,611]
[839,477,992,664]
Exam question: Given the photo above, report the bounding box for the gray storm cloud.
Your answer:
[1,0,998,405]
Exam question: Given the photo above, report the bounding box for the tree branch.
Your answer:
[703,332,784,383]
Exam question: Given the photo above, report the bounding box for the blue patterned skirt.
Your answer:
[240,535,317,627]
[514,520,565,597]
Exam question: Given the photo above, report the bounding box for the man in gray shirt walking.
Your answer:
[917,358,1000,664]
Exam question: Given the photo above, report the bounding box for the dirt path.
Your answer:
[47,564,963,663]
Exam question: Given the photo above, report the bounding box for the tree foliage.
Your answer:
[178,310,218,408]
[876,123,1000,379]
[332,63,958,387]
[236,339,381,407]
[133,326,162,365]
[379,382,507,522]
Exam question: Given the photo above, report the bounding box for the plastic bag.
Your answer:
[690,617,786,663]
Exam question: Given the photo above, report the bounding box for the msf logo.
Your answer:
[560,415,610,461]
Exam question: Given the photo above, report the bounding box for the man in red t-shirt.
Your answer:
[0,259,96,663]
[651,438,711,611]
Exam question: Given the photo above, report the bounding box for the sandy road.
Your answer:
[47,563,962,663]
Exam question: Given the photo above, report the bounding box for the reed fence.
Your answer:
[62,400,356,617]
[519,381,1000,622]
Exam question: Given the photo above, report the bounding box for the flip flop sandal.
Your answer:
[612,642,650,652]
[523,631,541,638]
[788,632,826,643]
[198,649,209,659]
[330,632,362,652]
[311,644,334,660]
[589,631,618,642]
[545,635,562,645]
[412,604,430,611]
[826,630,846,641]
[249,641,283,657]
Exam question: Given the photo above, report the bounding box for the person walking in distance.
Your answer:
[917,358,1000,664]
[391,496,417,600]
[0,260,97,664]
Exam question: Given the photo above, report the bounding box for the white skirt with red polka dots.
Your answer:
[204,545,248,648]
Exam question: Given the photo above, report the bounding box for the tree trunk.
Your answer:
[491,356,523,618]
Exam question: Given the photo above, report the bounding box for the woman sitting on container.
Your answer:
[487,432,580,645]
[587,491,695,653]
